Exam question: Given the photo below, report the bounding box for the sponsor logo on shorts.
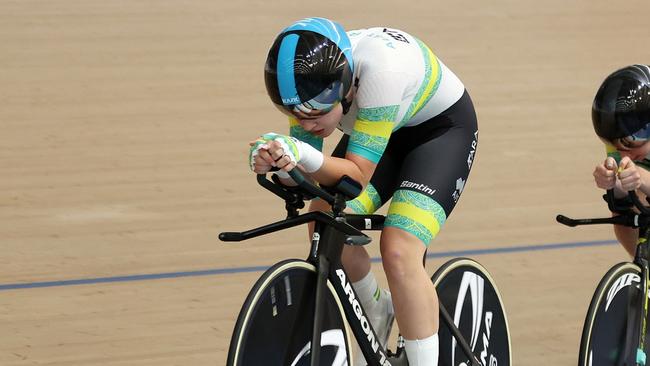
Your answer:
[452,178,466,203]
[400,180,436,196]
[467,130,478,169]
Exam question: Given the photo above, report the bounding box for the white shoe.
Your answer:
[352,289,395,366]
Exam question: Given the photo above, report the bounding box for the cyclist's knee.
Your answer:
[380,227,427,281]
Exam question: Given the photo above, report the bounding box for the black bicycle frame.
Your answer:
[312,217,395,366]
[221,173,481,366]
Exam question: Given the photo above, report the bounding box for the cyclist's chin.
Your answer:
[322,129,336,137]
[313,128,335,138]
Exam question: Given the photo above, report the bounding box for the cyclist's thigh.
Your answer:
[332,134,402,214]
[385,92,478,245]
[402,91,477,218]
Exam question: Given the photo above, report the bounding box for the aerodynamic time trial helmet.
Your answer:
[592,64,650,143]
[264,17,354,118]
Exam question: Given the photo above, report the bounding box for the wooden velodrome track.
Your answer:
[1,0,649,365]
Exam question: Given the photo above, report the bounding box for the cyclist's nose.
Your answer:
[299,119,318,131]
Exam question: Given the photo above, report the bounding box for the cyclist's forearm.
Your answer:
[637,168,650,197]
[275,156,363,187]
[613,223,638,258]
[308,155,367,187]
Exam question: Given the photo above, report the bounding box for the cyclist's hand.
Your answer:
[593,157,618,190]
[617,156,642,192]
[248,141,273,174]
[248,133,299,174]
[264,139,298,172]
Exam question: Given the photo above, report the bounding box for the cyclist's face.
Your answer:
[296,103,343,138]
[613,138,650,161]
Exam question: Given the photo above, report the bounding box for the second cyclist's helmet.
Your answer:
[264,17,354,117]
[592,64,650,142]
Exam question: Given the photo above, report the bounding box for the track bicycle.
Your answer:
[220,171,511,365]
[557,190,650,366]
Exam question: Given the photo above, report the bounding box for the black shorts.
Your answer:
[333,90,478,245]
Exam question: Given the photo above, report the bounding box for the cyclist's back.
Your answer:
[338,27,465,133]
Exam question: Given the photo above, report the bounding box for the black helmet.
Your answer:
[592,64,650,142]
[264,17,354,118]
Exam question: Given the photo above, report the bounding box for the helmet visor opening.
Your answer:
[276,80,346,118]
[627,123,650,142]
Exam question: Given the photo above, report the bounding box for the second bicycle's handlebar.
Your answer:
[557,190,650,228]
[556,214,642,227]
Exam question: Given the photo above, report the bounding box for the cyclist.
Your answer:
[592,64,650,257]
[248,17,479,365]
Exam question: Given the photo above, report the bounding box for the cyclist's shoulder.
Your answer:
[349,27,428,61]
[348,27,419,42]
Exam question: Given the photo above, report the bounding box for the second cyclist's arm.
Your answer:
[634,167,650,197]
[605,143,650,197]
[613,223,638,258]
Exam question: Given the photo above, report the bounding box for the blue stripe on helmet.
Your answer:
[283,17,354,73]
[277,34,300,106]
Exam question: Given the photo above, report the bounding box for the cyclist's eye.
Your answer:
[618,138,634,149]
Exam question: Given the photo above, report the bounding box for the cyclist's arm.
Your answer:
[309,153,377,187]
[635,167,650,197]
[599,144,637,257]
[274,118,325,187]
[617,167,650,257]
[613,223,638,258]
[280,121,389,188]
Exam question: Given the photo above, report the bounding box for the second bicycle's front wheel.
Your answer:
[431,257,512,366]
[578,262,650,366]
[227,259,352,366]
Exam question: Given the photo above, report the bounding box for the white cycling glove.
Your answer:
[249,133,324,175]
